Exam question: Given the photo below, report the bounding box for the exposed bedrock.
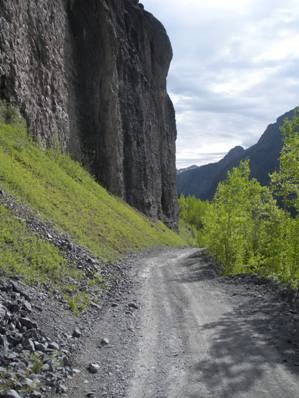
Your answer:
[0,0,178,227]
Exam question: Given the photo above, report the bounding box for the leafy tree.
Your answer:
[271,108,299,212]
[178,111,299,286]
[203,161,279,273]
[178,195,209,246]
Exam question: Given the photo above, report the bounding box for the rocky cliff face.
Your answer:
[0,0,178,227]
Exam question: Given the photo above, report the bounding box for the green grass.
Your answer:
[0,203,90,310]
[0,203,70,283]
[0,119,185,264]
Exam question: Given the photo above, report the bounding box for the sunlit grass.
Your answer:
[0,118,185,264]
[0,204,68,283]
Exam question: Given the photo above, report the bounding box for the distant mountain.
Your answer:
[177,108,296,200]
[177,165,198,174]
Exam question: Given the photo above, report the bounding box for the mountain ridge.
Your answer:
[177,108,296,199]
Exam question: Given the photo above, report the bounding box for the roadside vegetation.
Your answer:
[179,110,299,287]
[0,203,68,283]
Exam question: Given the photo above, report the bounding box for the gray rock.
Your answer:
[44,372,56,387]
[72,327,82,338]
[90,302,101,310]
[56,384,67,394]
[4,300,18,313]
[23,338,35,352]
[30,392,42,398]
[5,352,19,360]
[33,341,46,352]
[61,355,71,367]
[0,335,9,356]
[87,363,100,374]
[128,302,139,310]
[1,390,22,398]
[22,378,34,388]
[22,301,32,312]
[0,304,6,320]
[41,363,51,372]
[19,317,37,329]
[10,281,21,293]
[10,282,30,301]
[100,337,109,346]
[9,332,23,347]
[48,341,59,350]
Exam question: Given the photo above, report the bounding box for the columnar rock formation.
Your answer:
[0,0,178,227]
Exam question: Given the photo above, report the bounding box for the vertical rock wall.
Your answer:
[0,0,178,227]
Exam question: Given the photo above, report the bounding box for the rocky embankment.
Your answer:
[0,278,70,398]
[0,189,138,397]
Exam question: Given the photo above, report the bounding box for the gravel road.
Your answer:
[59,248,299,398]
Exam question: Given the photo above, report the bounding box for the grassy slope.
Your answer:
[0,120,184,268]
[0,203,69,282]
[0,202,93,313]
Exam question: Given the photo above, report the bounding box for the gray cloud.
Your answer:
[143,0,299,167]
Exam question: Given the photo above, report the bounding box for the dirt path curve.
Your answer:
[57,248,299,398]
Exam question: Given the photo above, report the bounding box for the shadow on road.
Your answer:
[192,302,299,397]
[173,255,218,283]
[177,256,299,397]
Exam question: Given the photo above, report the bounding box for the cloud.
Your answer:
[142,0,299,167]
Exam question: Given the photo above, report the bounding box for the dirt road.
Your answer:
[61,249,299,398]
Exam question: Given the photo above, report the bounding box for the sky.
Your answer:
[141,0,299,168]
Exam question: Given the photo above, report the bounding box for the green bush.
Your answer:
[178,195,209,246]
